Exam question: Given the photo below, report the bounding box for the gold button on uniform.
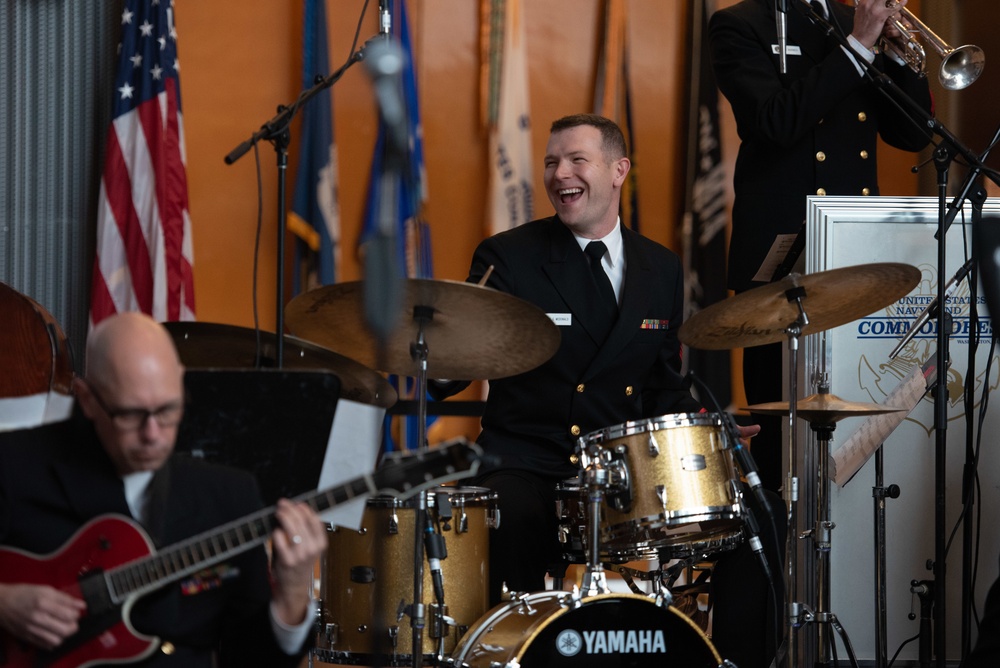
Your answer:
[858,111,867,122]
[570,425,581,436]
[862,187,871,195]
[816,151,826,162]
[570,453,580,465]
[817,188,827,196]
[576,384,585,393]
[625,386,634,396]
[860,150,869,159]
[161,642,176,656]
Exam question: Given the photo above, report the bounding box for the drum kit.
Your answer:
[170,261,922,667]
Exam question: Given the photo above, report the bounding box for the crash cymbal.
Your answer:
[284,279,560,380]
[744,392,906,423]
[679,263,920,350]
[163,321,397,408]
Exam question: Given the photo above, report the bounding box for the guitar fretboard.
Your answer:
[105,474,378,602]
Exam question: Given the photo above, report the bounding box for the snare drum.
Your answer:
[581,413,744,560]
[450,591,722,667]
[316,486,498,665]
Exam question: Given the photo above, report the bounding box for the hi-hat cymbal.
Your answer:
[163,321,397,408]
[284,279,561,380]
[679,263,920,350]
[744,393,905,423]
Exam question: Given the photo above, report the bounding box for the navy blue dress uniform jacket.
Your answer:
[0,416,307,668]
[465,216,701,478]
[709,0,933,292]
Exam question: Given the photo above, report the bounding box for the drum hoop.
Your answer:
[582,412,724,444]
[365,486,496,508]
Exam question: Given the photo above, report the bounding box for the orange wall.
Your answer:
[176,1,935,334]
[175,1,694,330]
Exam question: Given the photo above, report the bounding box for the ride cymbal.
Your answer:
[679,263,920,350]
[163,321,397,408]
[284,279,560,380]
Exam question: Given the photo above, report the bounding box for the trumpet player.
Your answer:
[707,0,933,495]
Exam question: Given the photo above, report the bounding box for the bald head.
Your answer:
[86,313,183,392]
[78,313,185,475]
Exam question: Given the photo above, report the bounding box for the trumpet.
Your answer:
[880,6,985,90]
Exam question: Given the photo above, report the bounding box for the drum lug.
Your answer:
[324,622,339,645]
[487,505,501,529]
[458,507,469,533]
[647,433,660,457]
[429,603,451,639]
[388,624,399,649]
[656,484,668,509]
[389,509,399,534]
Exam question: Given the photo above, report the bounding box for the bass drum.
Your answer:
[450,592,723,667]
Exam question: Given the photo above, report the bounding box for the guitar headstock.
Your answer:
[372,438,483,500]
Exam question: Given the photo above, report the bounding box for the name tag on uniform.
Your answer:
[547,313,572,326]
[771,44,802,55]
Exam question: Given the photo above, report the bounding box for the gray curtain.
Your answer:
[1,0,122,365]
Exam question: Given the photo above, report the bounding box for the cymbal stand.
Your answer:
[803,408,860,668]
[408,305,433,668]
[782,286,807,668]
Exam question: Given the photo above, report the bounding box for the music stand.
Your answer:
[175,369,340,505]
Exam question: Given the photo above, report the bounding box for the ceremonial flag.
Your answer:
[290,0,340,293]
[594,0,639,231]
[483,0,533,235]
[682,0,731,405]
[90,0,195,326]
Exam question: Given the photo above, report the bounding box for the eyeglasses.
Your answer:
[88,385,185,431]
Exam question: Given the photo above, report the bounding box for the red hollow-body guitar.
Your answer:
[0,440,479,668]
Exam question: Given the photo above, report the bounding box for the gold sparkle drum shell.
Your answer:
[581,413,744,560]
[316,486,497,665]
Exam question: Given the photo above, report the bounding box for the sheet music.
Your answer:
[751,233,799,282]
[830,361,934,487]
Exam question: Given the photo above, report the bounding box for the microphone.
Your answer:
[776,0,790,74]
[424,514,447,604]
[889,258,975,360]
[363,38,408,155]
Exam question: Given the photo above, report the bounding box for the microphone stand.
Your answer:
[222,44,368,366]
[796,4,1000,665]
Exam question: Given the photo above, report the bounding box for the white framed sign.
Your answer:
[800,196,1000,662]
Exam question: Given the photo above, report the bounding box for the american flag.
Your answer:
[90,0,195,327]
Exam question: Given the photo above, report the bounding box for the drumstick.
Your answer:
[477,265,495,286]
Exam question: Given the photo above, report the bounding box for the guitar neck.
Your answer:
[105,473,378,603]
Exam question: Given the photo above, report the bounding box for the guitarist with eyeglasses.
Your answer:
[0,313,328,668]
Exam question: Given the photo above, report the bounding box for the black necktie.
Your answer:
[584,241,618,319]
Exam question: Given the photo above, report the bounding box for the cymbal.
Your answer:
[284,279,561,380]
[679,263,920,350]
[163,321,397,408]
[744,392,906,423]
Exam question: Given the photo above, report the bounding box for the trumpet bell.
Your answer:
[940,44,986,91]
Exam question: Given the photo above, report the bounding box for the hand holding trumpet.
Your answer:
[850,0,908,50]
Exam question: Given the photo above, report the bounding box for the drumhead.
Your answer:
[453,592,721,667]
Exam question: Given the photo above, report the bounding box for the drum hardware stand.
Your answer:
[910,578,934,668]
[797,405,860,668]
[872,446,901,668]
[781,284,808,668]
[580,445,612,598]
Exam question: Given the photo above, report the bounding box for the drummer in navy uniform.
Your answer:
[433,114,783,668]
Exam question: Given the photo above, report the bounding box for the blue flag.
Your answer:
[290,0,339,292]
